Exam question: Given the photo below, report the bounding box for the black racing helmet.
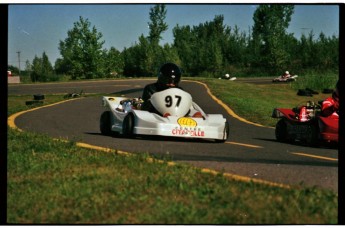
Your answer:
[157,63,182,86]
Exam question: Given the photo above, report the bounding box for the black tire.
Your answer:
[33,94,45,100]
[122,113,135,137]
[305,124,319,146]
[100,111,112,136]
[322,88,334,94]
[275,119,288,142]
[306,88,319,95]
[215,121,229,143]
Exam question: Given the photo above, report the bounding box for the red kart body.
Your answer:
[272,103,338,145]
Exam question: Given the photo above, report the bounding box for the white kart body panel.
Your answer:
[273,75,298,82]
[150,88,192,117]
[101,88,228,140]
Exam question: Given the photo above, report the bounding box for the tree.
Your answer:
[148,4,168,45]
[173,25,195,74]
[30,52,53,82]
[25,60,32,74]
[122,46,138,76]
[31,56,40,82]
[160,43,181,67]
[147,4,169,75]
[122,35,153,77]
[59,16,105,79]
[173,15,229,76]
[123,4,170,77]
[54,58,68,75]
[223,25,249,67]
[315,32,339,70]
[102,47,124,77]
[251,5,294,73]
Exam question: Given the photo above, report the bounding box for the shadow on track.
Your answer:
[84,132,222,144]
[254,137,338,150]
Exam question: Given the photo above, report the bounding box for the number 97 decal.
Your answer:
[165,95,182,107]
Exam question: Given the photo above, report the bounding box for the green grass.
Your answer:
[201,78,335,127]
[7,95,69,116]
[7,128,338,224]
[7,78,338,224]
[291,72,338,91]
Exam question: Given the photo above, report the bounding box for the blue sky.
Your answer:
[8,4,339,68]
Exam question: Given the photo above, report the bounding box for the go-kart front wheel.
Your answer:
[122,113,135,137]
[100,111,112,136]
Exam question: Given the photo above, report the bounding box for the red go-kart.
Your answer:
[272,101,338,145]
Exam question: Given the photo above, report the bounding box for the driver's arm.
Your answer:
[142,84,157,111]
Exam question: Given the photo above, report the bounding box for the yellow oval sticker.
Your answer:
[178,117,197,127]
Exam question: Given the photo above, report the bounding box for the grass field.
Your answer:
[201,78,334,127]
[7,77,338,224]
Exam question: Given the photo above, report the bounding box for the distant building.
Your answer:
[8,70,21,83]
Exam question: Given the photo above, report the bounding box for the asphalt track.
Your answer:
[8,78,338,192]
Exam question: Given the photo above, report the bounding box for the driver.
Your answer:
[282,71,291,78]
[141,63,182,113]
[322,81,339,118]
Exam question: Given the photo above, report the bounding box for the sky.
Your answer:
[8,4,339,68]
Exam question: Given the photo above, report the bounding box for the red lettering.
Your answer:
[171,128,205,137]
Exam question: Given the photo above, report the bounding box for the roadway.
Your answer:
[8,78,338,192]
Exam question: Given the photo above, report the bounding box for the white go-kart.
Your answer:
[272,74,298,83]
[100,88,229,142]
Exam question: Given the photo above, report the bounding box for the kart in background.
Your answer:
[272,101,338,145]
[218,73,237,81]
[272,75,298,83]
[100,88,229,142]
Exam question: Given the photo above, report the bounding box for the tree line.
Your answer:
[11,5,338,82]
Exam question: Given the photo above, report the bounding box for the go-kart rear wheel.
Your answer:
[100,111,112,136]
[275,119,288,142]
[123,113,135,137]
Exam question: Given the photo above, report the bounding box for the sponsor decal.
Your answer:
[172,126,205,137]
[174,118,204,137]
[177,117,197,127]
